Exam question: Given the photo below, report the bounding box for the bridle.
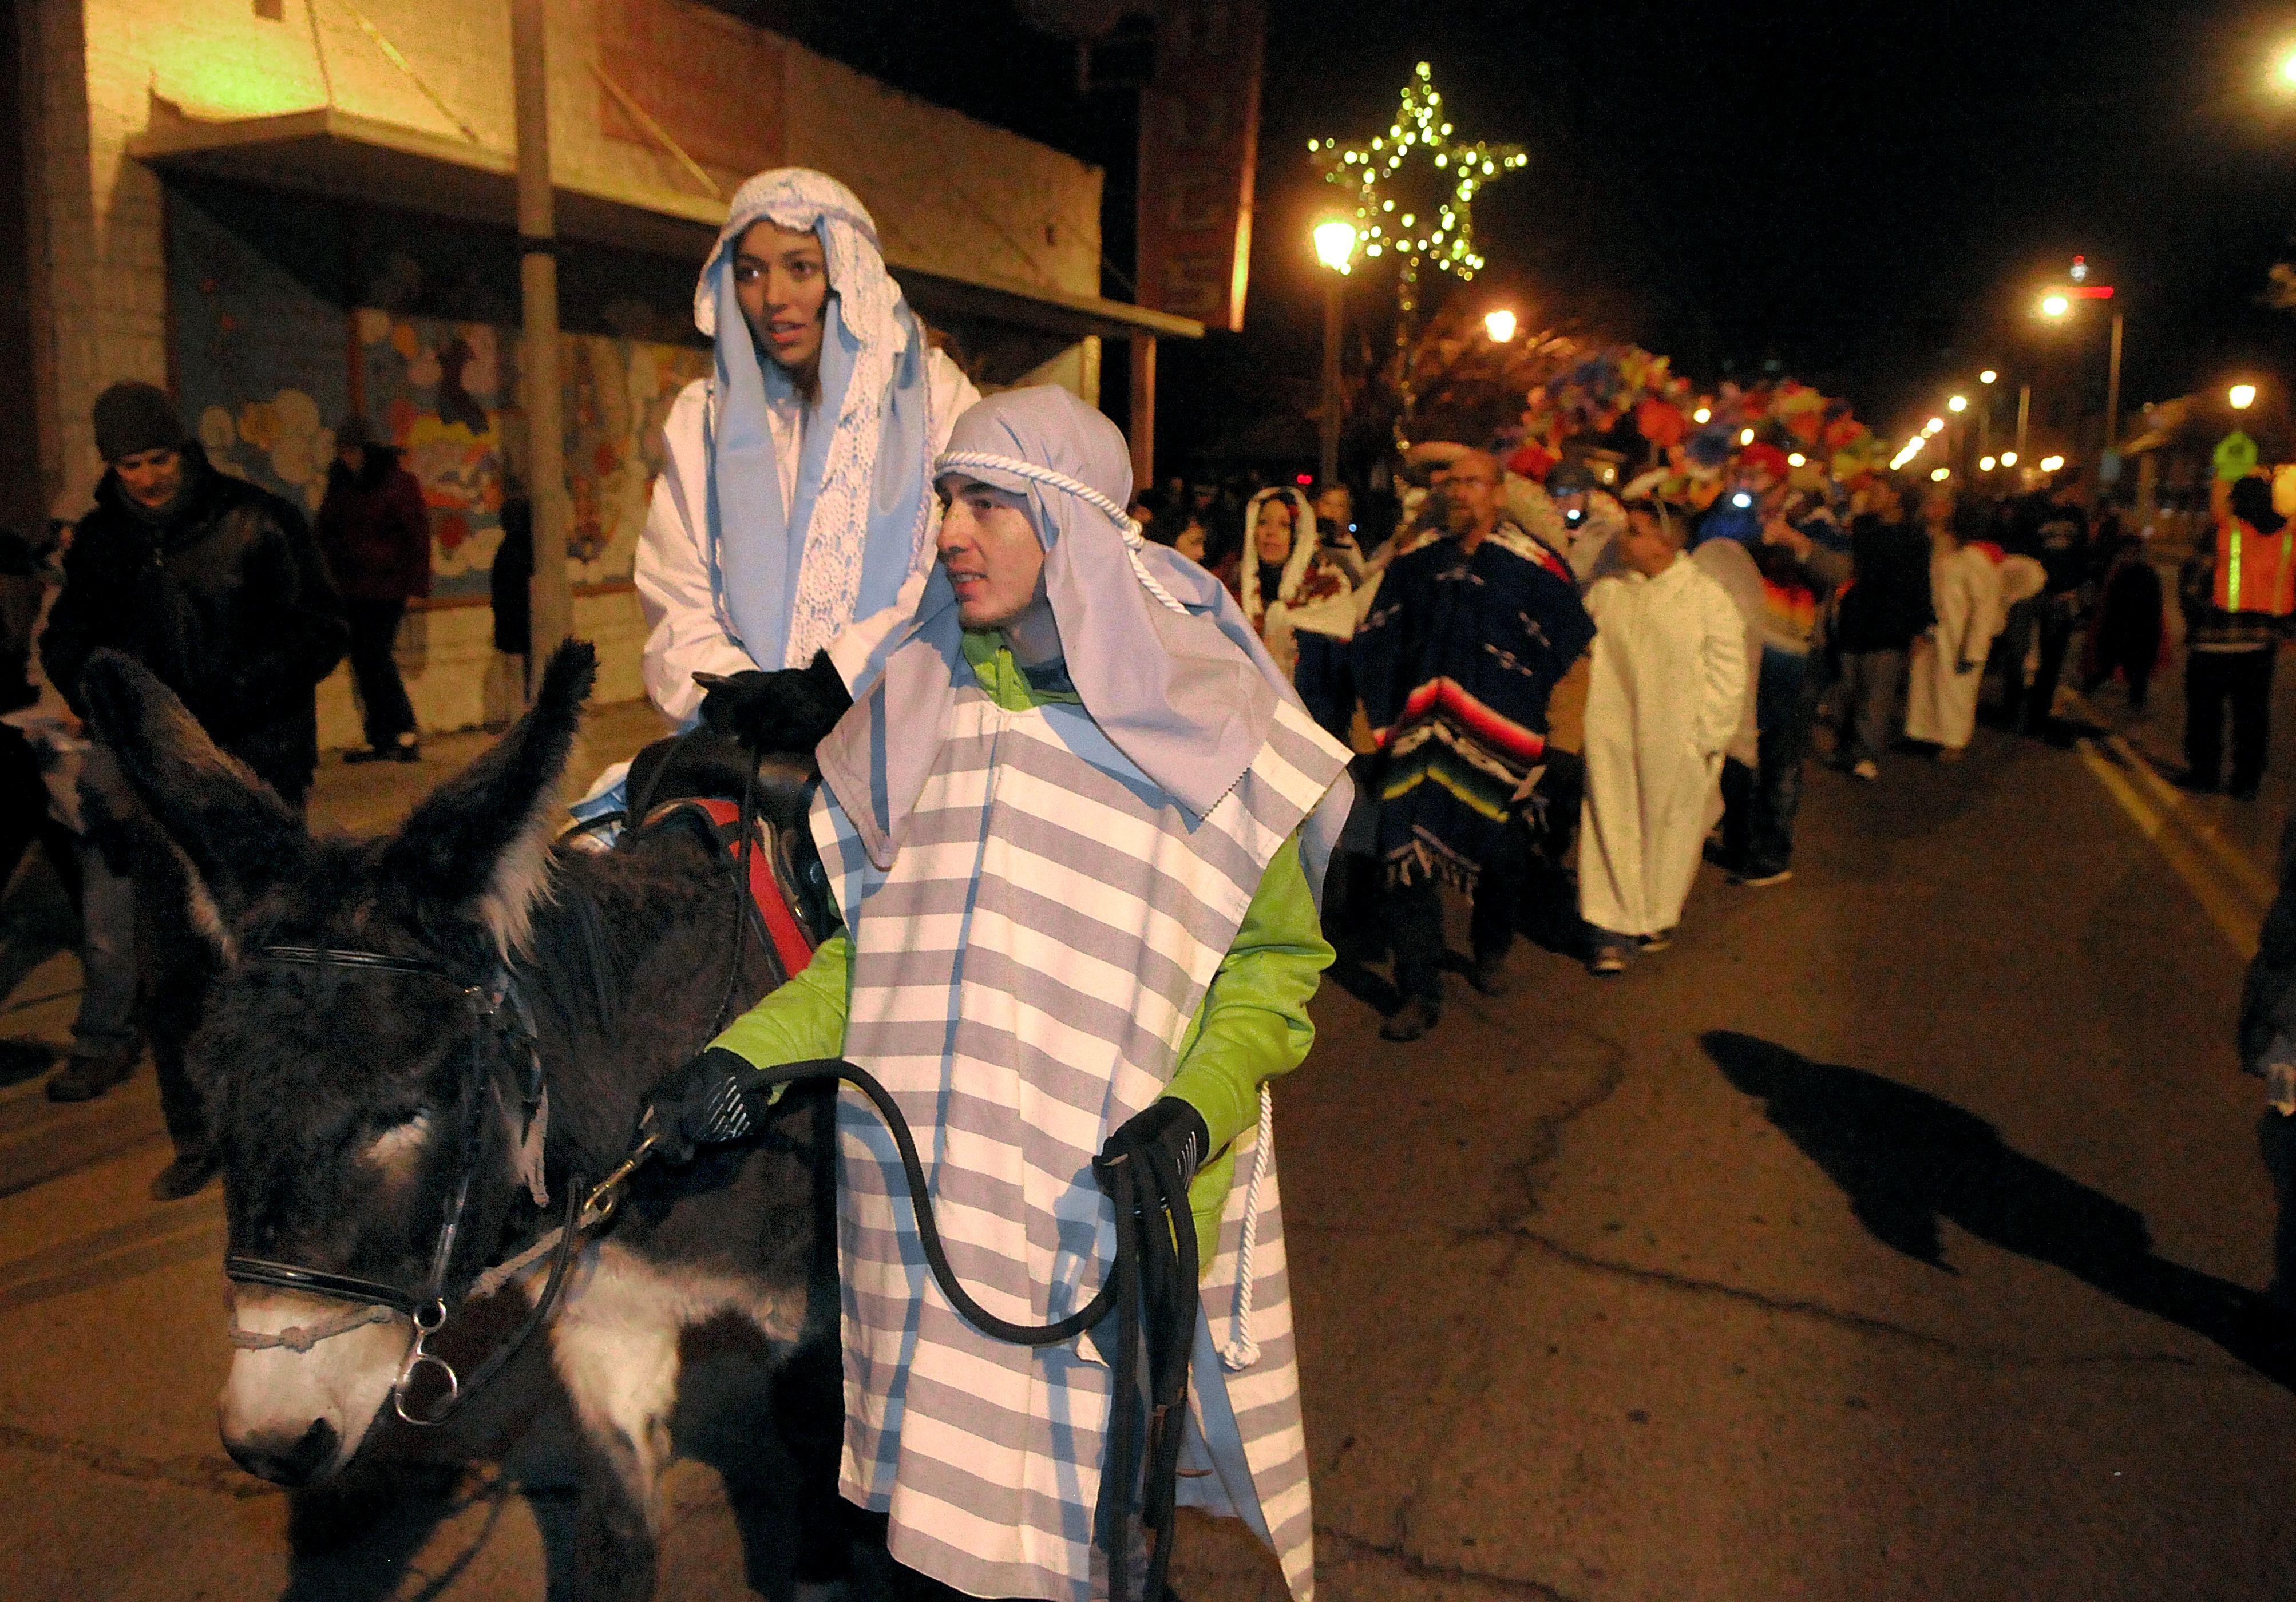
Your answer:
[224,945,590,1427]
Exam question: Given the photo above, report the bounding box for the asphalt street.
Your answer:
[2,689,2292,1602]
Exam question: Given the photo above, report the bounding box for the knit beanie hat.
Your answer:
[92,382,188,464]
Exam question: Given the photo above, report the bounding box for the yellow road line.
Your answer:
[2075,737,2263,957]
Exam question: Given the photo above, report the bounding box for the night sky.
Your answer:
[747,0,2296,462]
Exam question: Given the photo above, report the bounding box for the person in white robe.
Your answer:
[1578,479,1749,972]
[634,168,979,725]
[1905,487,2002,757]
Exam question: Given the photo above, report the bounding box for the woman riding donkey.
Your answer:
[644,387,1352,1601]
[632,167,978,760]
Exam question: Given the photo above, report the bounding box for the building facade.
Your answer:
[9,0,1195,737]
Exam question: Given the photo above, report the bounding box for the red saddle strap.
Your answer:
[678,797,817,979]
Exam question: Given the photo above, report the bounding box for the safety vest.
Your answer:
[2216,515,2296,616]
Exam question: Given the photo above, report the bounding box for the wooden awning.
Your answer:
[128,102,1202,347]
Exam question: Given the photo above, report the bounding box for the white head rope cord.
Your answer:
[937,446,1274,1370]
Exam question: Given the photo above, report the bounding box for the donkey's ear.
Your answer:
[378,640,596,952]
[77,649,307,923]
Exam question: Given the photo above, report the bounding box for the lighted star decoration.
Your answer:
[1309,61,1526,311]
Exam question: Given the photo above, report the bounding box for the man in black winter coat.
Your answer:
[43,385,347,807]
[36,383,345,1196]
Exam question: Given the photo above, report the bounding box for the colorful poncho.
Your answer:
[1351,519,1596,887]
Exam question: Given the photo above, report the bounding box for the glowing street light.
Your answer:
[1313,219,1361,275]
[1482,307,1518,343]
[1980,370,1998,384]
[2232,382,2259,410]
[1787,452,1806,468]
[2041,292,2071,319]
[1980,455,1998,472]
[1947,395,1969,413]
[1930,467,1951,482]
[1925,417,1945,435]
[1693,406,1712,424]
[2040,454,2066,473]
[2000,450,2018,467]
[1312,219,1360,486]
[1739,427,1755,446]
[2279,47,2296,88]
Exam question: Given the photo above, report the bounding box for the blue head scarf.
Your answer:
[695,169,937,669]
[816,386,1352,897]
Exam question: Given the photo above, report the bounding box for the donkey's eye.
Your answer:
[361,1112,434,1176]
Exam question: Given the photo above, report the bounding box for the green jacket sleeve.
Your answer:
[708,930,852,1068]
[1165,834,1333,1262]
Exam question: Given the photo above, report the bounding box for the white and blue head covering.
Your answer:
[696,168,937,668]
[816,386,1352,895]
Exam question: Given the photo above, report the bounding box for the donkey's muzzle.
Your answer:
[225,1417,341,1486]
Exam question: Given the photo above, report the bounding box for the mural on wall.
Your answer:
[355,312,706,600]
[168,179,708,600]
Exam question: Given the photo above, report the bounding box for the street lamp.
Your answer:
[2041,292,2071,318]
[2040,454,2066,473]
[1980,455,1998,472]
[2279,47,2296,88]
[1925,417,1945,435]
[1787,452,1806,468]
[1739,427,1755,446]
[2232,382,2259,410]
[1947,395,1968,413]
[1693,406,1711,424]
[2000,450,2018,467]
[1312,220,1359,487]
[1980,370,1998,385]
[1482,307,1518,343]
[1930,466,1950,482]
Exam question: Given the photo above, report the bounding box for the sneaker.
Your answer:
[1638,930,1673,953]
[343,745,393,764]
[1467,953,1512,998]
[391,733,422,763]
[1379,998,1441,1042]
[1851,758,1879,782]
[1731,868,1794,889]
[150,1149,219,1202]
[1587,943,1628,976]
[45,1044,140,1103]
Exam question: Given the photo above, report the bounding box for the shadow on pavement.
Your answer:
[1705,1029,2296,1388]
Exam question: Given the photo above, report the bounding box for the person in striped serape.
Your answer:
[689,386,1351,1601]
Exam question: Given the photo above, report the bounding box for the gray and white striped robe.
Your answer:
[813,676,1345,1601]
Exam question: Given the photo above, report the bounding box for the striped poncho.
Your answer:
[1351,519,1596,887]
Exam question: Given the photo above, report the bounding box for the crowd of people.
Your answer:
[1131,431,2285,1042]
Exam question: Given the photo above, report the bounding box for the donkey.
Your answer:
[80,640,845,1600]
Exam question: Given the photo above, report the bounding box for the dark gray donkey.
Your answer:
[79,640,846,1601]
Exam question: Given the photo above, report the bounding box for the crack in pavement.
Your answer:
[0,1420,280,1500]
[1319,1526,1594,1601]
[1379,1030,1634,1569]
[1483,1227,2274,1384]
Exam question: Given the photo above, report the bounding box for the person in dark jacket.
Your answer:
[316,415,431,762]
[38,383,346,1189]
[1831,475,1934,779]
[2001,473,2092,735]
[44,384,347,807]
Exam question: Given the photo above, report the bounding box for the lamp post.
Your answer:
[2037,261,2124,455]
[1313,219,1359,489]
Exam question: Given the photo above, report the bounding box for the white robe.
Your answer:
[1690,538,1766,767]
[1905,542,2002,751]
[632,348,978,723]
[1578,555,1748,939]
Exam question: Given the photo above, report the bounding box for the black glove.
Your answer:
[1096,1098,1211,1200]
[637,1046,778,1165]
[695,649,854,754]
